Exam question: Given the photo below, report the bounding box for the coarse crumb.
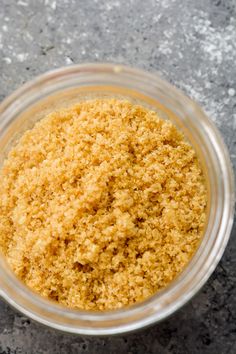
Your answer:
[0,99,207,310]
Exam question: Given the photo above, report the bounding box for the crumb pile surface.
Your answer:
[0,99,207,310]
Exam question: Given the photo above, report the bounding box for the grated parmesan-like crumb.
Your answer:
[0,99,207,310]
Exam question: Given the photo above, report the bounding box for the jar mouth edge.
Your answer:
[0,63,234,335]
[0,63,198,114]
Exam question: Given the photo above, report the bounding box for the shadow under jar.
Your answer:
[0,63,234,335]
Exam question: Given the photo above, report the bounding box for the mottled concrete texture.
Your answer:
[0,0,236,353]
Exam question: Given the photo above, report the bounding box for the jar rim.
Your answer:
[0,63,234,335]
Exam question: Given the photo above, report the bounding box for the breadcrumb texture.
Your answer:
[0,99,207,310]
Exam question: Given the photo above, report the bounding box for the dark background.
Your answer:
[0,0,235,353]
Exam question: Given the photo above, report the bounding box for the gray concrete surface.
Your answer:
[0,0,236,353]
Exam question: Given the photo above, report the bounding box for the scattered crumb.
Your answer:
[228,88,235,97]
[0,99,207,310]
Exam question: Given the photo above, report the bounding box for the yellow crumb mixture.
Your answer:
[0,99,207,310]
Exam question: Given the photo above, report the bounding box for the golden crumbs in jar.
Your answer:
[0,99,207,310]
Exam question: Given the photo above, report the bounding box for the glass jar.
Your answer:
[0,63,234,335]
